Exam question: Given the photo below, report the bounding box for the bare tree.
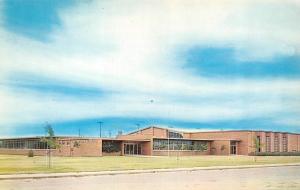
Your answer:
[250,136,264,162]
[41,123,60,168]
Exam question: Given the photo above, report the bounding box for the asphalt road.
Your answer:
[1,166,300,190]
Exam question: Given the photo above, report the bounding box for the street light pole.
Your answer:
[97,121,103,138]
[149,99,154,126]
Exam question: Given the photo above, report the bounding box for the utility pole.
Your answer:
[97,121,103,138]
[78,128,81,137]
[167,129,170,157]
[149,99,154,126]
[136,123,140,133]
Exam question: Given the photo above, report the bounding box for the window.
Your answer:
[282,135,288,152]
[153,139,168,150]
[193,141,208,151]
[274,135,279,152]
[230,141,237,154]
[256,136,261,152]
[102,141,121,153]
[168,131,183,139]
[153,139,208,151]
[124,143,141,155]
[266,135,271,152]
[0,139,49,149]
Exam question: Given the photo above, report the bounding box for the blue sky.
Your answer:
[182,47,300,78]
[1,0,300,137]
[3,0,74,41]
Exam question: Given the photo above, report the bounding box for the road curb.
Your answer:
[1,163,300,180]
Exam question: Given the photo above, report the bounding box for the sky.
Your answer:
[0,0,300,137]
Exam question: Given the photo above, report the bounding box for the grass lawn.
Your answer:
[0,155,300,174]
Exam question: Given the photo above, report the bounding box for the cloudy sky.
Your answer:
[1,0,300,137]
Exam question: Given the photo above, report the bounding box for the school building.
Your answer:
[0,126,299,156]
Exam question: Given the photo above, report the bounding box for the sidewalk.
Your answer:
[1,163,300,180]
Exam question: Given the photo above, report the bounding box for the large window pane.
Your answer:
[168,131,183,138]
[102,141,121,153]
[153,139,208,151]
[0,139,50,149]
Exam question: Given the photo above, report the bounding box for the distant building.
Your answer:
[0,126,299,156]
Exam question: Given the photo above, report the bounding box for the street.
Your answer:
[1,166,300,190]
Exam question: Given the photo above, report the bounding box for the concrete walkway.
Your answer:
[1,162,300,180]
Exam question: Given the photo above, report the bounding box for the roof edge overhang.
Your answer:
[153,137,241,141]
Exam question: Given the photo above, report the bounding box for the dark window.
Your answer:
[230,141,237,154]
[168,131,183,139]
[102,141,121,153]
[256,136,261,152]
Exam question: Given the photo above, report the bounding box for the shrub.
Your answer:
[28,150,34,157]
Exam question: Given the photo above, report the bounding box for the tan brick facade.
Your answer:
[0,126,299,156]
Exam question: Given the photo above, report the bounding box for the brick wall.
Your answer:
[210,140,230,155]
[117,127,167,140]
[190,131,249,155]
[0,148,52,156]
[288,134,300,152]
[141,141,152,155]
[56,138,102,156]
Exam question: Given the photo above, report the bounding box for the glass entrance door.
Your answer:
[124,143,142,155]
[230,141,237,155]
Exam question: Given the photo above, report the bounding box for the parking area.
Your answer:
[1,166,300,190]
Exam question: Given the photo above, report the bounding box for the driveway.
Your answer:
[1,166,300,190]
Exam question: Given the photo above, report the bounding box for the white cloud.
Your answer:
[0,0,300,134]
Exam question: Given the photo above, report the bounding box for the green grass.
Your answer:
[0,155,300,174]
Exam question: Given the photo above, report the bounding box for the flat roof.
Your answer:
[190,130,300,135]
[1,126,299,141]
[0,136,151,142]
[153,137,241,141]
[128,126,300,135]
[0,136,100,141]
[114,138,151,142]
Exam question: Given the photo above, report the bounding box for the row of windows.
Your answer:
[263,135,288,152]
[274,136,279,152]
[0,139,49,149]
[282,136,288,152]
[266,136,271,152]
[58,139,89,146]
[168,131,183,139]
[153,139,208,151]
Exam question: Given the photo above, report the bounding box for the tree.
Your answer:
[221,145,226,153]
[41,123,60,168]
[250,136,264,162]
[73,141,80,148]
